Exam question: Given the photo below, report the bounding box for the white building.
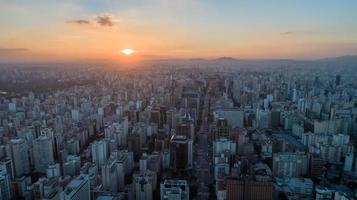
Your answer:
[213,138,236,156]
[71,109,80,122]
[160,179,189,200]
[214,108,244,128]
[91,139,108,170]
[343,153,354,171]
[46,163,61,178]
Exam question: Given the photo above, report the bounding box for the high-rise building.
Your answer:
[214,154,230,180]
[63,175,90,200]
[133,170,157,200]
[46,163,61,178]
[63,158,80,177]
[292,124,304,138]
[32,177,62,200]
[310,154,324,178]
[160,179,189,200]
[343,153,354,172]
[80,162,98,189]
[0,169,12,200]
[213,118,230,139]
[33,135,55,173]
[273,152,308,177]
[170,135,192,171]
[213,137,236,156]
[292,88,298,102]
[101,158,120,192]
[226,178,274,200]
[6,138,30,177]
[280,177,314,198]
[335,75,341,86]
[214,108,244,128]
[65,138,80,155]
[256,109,271,129]
[71,109,80,122]
[139,153,148,173]
[128,133,141,160]
[176,122,195,140]
[91,139,108,170]
[0,158,14,180]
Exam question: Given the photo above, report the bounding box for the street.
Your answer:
[194,84,213,200]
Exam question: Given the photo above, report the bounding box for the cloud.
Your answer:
[95,14,115,27]
[66,19,91,25]
[281,31,318,36]
[281,31,294,35]
[66,14,118,27]
[0,48,29,52]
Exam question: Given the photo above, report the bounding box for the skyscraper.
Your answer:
[6,138,30,178]
[226,178,274,200]
[170,135,193,171]
[0,169,12,200]
[101,158,120,192]
[133,170,156,200]
[91,139,108,170]
[33,135,54,173]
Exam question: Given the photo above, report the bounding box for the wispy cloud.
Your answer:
[281,31,319,36]
[0,48,29,52]
[66,14,118,27]
[66,19,91,25]
[281,31,294,35]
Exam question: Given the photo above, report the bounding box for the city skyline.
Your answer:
[0,2,357,200]
[1,0,357,62]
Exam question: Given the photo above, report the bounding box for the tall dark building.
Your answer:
[150,109,160,124]
[226,178,274,200]
[310,154,324,178]
[170,135,192,172]
[218,118,230,137]
[335,75,341,86]
[128,133,141,161]
[159,106,167,128]
[176,122,194,140]
[270,110,280,128]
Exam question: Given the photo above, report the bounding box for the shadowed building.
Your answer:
[170,135,193,172]
[226,178,274,200]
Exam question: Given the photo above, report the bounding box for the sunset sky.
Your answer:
[1,0,357,62]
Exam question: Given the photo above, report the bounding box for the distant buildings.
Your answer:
[0,59,356,200]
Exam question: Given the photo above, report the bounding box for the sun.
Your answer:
[121,48,134,56]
